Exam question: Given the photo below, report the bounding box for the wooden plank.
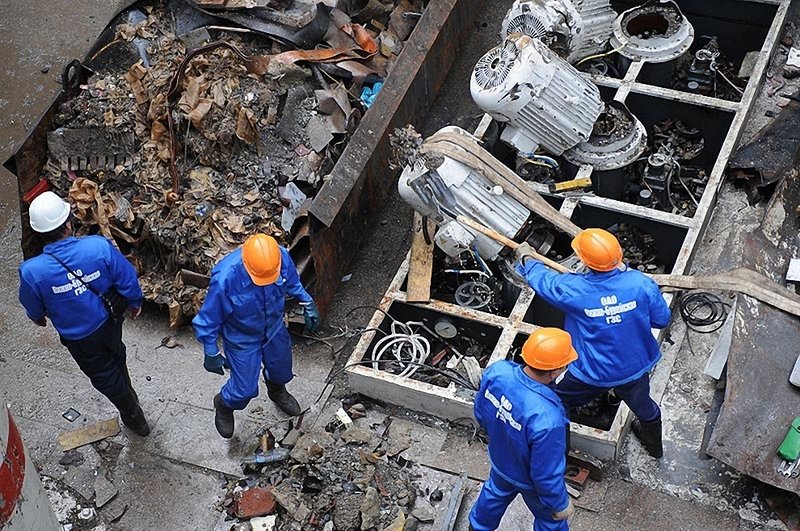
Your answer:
[406,212,434,303]
[58,418,120,452]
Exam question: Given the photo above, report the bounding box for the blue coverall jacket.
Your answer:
[470,360,570,531]
[517,260,671,387]
[19,236,143,340]
[192,246,311,410]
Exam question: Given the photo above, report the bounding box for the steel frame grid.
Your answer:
[346,0,790,460]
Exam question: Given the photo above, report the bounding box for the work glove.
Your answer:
[301,300,320,333]
[552,499,574,521]
[515,242,536,262]
[203,345,230,375]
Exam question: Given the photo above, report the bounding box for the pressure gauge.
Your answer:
[434,319,458,339]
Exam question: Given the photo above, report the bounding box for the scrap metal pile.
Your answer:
[41,0,423,323]
[221,402,431,530]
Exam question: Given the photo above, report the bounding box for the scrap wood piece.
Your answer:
[58,418,120,452]
[420,129,581,238]
[650,268,800,318]
[406,212,434,303]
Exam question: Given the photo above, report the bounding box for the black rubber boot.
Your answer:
[632,418,663,458]
[266,381,301,416]
[109,389,150,436]
[213,393,235,439]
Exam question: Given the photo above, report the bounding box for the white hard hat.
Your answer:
[29,191,71,233]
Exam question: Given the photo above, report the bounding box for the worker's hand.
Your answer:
[301,300,320,333]
[203,352,230,375]
[127,306,142,318]
[515,242,536,262]
[552,499,574,521]
[33,317,47,327]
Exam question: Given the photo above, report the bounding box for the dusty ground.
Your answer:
[0,1,796,530]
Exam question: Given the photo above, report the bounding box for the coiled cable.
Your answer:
[679,291,730,332]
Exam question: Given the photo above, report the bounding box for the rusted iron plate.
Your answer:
[707,173,800,492]
[728,93,800,203]
[309,0,483,314]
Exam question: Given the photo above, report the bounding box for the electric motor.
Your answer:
[470,34,604,156]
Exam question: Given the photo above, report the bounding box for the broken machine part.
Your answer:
[609,0,694,63]
[47,127,135,171]
[564,101,648,171]
[500,0,617,63]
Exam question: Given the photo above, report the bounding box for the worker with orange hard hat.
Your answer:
[469,328,578,531]
[193,233,319,438]
[516,228,671,458]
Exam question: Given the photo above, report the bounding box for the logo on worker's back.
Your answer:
[583,294,637,324]
[484,389,522,431]
[51,269,100,297]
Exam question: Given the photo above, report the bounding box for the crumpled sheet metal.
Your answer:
[707,174,800,493]
[728,93,800,203]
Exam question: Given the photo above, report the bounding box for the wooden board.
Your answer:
[58,418,120,452]
[406,212,434,303]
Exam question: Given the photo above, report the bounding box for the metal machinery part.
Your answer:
[500,0,582,59]
[398,135,530,260]
[572,0,618,59]
[434,318,458,339]
[641,152,678,209]
[686,38,722,95]
[455,281,494,310]
[609,0,694,63]
[564,101,647,170]
[470,34,604,156]
[500,0,617,62]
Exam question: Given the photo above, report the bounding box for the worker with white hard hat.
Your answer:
[18,191,149,436]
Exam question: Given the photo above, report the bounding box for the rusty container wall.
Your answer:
[4,1,483,317]
[308,0,483,315]
[0,405,61,530]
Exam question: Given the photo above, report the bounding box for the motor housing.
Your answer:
[470,34,604,156]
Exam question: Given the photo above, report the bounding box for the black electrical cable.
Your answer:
[679,291,730,332]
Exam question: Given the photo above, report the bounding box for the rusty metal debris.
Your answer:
[222,402,422,530]
[38,0,421,321]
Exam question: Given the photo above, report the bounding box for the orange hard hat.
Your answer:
[571,228,623,272]
[521,327,578,371]
[242,234,281,286]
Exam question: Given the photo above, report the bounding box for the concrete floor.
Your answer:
[0,1,794,530]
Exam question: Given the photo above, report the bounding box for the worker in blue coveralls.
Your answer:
[18,192,149,436]
[469,327,578,531]
[193,233,320,438]
[516,228,672,458]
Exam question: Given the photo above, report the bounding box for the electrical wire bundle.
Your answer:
[679,291,730,332]
[371,320,431,378]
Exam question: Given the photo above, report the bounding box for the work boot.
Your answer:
[632,418,663,458]
[109,390,150,436]
[213,393,235,439]
[266,381,301,416]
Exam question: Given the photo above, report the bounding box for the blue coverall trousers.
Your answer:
[555,371,660,423]
[469,469,569,531]
[220,326,293,410]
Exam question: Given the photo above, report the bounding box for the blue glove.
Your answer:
[302,301,320,333]
[203,346,230,375]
